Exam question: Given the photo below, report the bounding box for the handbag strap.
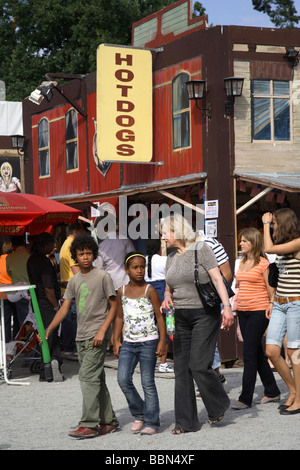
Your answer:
[194,242,201,285]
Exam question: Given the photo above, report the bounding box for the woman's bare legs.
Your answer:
[266,344,295,406]
[285,348,300,410]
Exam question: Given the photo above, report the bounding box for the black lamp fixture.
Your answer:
[284,47,299,67]
[28,74,87,117]
[186,80,212,119]
[11,134,26,156]
[224,77,244,118]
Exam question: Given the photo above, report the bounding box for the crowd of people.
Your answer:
[1,207,300,439]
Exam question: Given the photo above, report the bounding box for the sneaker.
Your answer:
[51,359,64,382]
[158,363,174,373]
[98,423,119,435]
[140,427,157,435]
[219,374,227,385]
[130,420,144,433]
[68,426,97,439]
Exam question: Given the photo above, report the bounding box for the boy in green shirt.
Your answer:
[44,233,119,439]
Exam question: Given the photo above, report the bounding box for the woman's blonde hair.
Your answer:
[160,213,195,247]
[0,162,12,180]
[239,227,267,266]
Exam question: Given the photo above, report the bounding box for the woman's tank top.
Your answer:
[121,284,158,342]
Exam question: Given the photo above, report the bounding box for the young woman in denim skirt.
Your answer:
[262,209,300,414]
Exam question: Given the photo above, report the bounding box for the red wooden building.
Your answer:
[22,0,300,361]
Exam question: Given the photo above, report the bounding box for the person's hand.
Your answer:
[265,303,273,320]
[160,296,173,313]
[113,341,122,358]
[91,329,105,348]
[156,340,166,357]
[262,212,272,224]
[37,333,43,344]
[222,306,234,330]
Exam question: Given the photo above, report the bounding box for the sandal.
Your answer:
[171,428,186,435]
[208,413,224,425]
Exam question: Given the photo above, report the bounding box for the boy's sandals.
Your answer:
[171,428,186,435]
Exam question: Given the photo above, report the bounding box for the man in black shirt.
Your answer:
[27,232,63,381]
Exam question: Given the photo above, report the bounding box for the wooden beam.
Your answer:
[158,190,205,214]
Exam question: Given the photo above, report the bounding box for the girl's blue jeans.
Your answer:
[117,339,160,430]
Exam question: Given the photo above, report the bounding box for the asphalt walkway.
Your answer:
[1,353,299,454]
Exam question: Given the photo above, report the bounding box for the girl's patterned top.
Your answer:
[121,284,158,342]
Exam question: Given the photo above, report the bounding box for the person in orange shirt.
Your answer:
[0,237,15,341]
[232,227,280,410]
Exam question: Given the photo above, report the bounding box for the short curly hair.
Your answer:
[70,233,98,261]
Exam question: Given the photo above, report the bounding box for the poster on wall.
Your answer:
[0,157,22,192]
[205,200,219,219]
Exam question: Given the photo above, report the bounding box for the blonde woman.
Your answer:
[160,214,233,433]
[0,162,21,192]
[232,228,280,410]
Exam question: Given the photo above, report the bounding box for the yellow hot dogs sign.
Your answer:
[97,44,152,162]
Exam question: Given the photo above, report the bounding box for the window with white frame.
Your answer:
[38,118,50,177]
[172,72,190,149]
[65,108,78,171]
[252,79,291,142]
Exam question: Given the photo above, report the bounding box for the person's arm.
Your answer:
[44,299,72,339]
[113,288,124,358]
[262,212,300,254]
[220,260,233,284]
[45,287,60,310]
[160,283,174,312]
[263,268,275,320]
[208,266,234,330]
[92,296,117,348]
[71,265,80,275]
[148,286,167,357]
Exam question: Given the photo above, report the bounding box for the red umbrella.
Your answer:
[0,192,80,235]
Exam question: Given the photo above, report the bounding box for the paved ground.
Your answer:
[1,353,299,454]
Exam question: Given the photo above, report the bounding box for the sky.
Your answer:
[197,0,300,28]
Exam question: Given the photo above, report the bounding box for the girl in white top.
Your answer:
[113,252,166,435]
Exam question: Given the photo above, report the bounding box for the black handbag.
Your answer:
[194,243,234,310]
[268,262,279,288]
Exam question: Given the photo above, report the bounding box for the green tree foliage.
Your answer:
[193,1,206,17]
[252,0,300,28]
[0,0,177,101]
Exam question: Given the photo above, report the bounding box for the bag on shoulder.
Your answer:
[194,243,234,310]
[268,262,278,288]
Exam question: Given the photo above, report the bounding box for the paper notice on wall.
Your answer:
[205,200,218,219]
[205,219,217,237]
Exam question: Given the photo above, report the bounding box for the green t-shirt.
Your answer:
[64,267,116,341]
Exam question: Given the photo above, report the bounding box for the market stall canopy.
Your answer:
[0,192,80,235]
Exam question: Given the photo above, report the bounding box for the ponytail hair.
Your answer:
[145,239,161,279]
